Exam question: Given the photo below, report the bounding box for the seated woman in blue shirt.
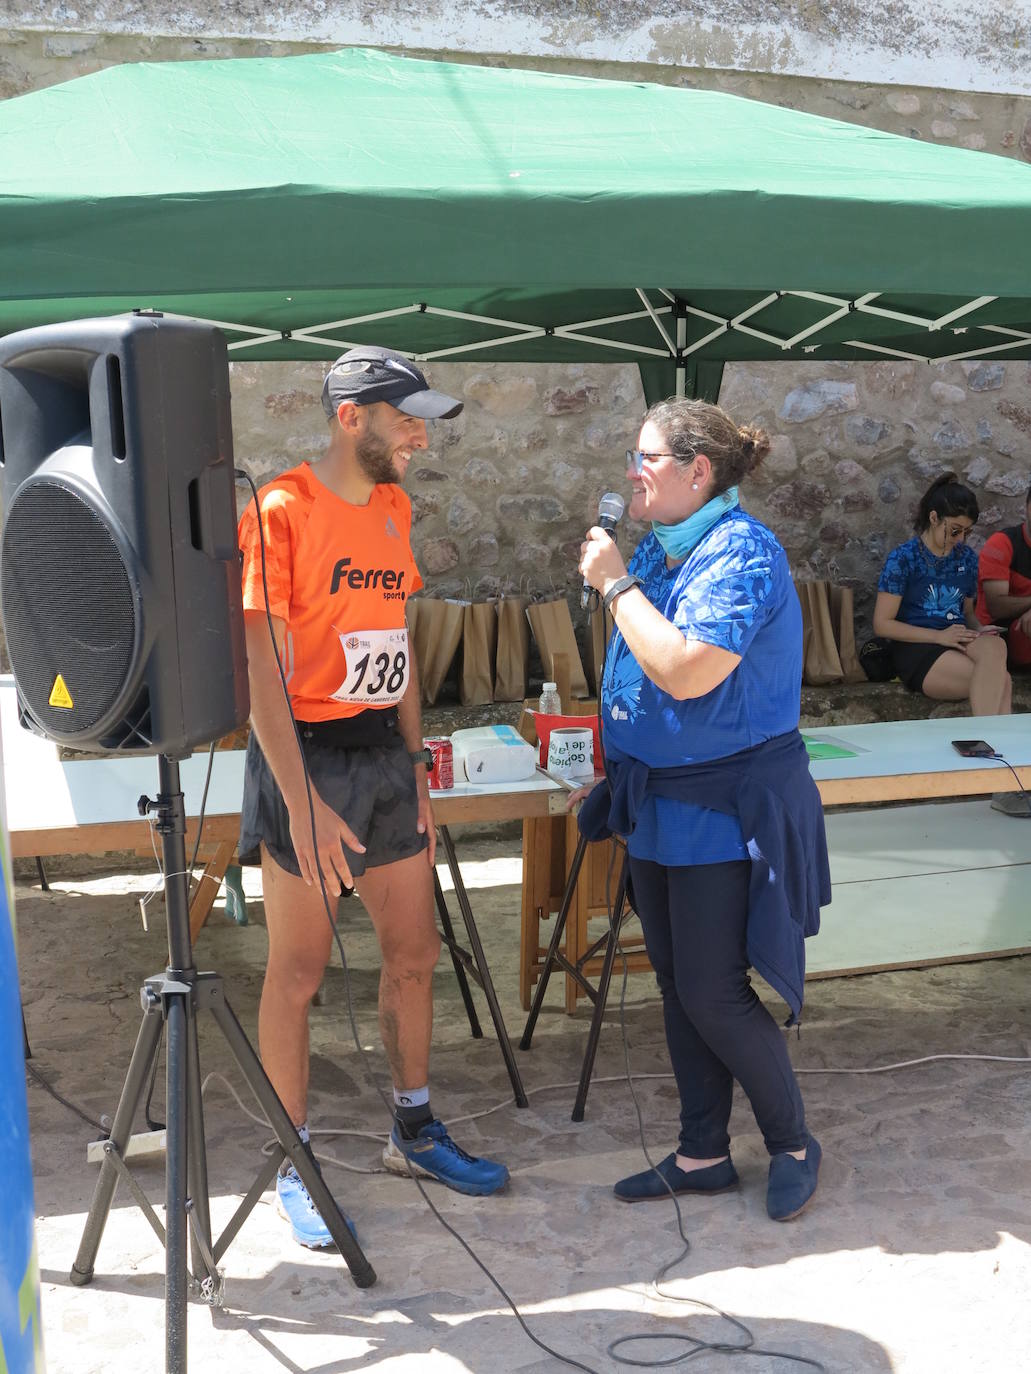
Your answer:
[578,397,827,1223]
[873,473,1010,715]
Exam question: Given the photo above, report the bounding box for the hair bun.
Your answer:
[737,424,771,473]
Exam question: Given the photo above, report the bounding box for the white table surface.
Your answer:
[802,713,1031,785]
[0,678,564,834]
[3,674,1028,835]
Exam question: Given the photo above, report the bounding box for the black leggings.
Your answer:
[629,856,809,1159]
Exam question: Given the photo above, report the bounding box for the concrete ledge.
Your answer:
[799,674,1031,728]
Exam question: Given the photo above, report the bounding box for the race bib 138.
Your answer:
[331,627,410,705]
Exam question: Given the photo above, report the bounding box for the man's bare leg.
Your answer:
[353,851,440,1090]
[258,844,336,1125]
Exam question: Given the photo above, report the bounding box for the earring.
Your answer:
[691,483,699,490]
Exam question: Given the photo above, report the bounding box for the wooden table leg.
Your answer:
[520,816,554,1011]
[189,840,235,945]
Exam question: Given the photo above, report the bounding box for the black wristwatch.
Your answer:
[603,574,643,610]
[409,748,433,767]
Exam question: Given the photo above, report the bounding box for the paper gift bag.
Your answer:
[795,581,844,685]
[410,596,465,704]
[459,601,498,706]
[829,584,865,683]
[585,603,615,697]
[525,596,589,700]
[494,595,530,702]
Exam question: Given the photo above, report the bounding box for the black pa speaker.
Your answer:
[0,313,249,754]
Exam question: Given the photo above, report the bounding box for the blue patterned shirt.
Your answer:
[877,536,978,629]
[601,509,802,865]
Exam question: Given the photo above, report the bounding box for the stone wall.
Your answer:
[234,358,646,602]
[9,2,1031,94]
[2,24,1030,638]
[239,354,1031,635]
[723,359,1031,629]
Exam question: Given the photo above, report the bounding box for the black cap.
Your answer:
[321,345,462,420]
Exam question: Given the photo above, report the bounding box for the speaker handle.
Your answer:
[187,465,239,562]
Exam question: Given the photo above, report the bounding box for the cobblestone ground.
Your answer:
[16,832,1031,1374]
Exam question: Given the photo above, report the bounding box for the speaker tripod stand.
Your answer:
[69,754,374,1373]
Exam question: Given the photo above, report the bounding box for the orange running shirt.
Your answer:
[237,461,423,721]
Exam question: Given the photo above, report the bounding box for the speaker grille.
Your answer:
[1,479,139,734]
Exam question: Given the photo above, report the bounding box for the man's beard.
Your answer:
[355,430,400,485]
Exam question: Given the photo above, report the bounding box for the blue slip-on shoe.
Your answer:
[276,1164,358,1250]
[614,1153,739,1203]
[382,1119,510,1196]
[767,1135,822,1221]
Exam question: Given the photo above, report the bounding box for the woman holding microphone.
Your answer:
[578,397,829,1222]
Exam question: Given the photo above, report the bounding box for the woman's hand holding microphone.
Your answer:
[580,525,628,601]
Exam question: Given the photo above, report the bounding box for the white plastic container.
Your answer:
[450,725,538,783]
[538,682,561,713]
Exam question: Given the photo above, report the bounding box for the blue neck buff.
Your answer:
[652,486,739,560]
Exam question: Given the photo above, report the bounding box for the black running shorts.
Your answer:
[239,727,427,879]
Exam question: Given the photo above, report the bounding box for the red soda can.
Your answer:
[424,736,454,790]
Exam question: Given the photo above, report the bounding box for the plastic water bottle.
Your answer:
[538,681,561,714]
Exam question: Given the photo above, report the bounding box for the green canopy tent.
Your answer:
[1,45,1030,402]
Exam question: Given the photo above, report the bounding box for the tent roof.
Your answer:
[1,46,1030,370]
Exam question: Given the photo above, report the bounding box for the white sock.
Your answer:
[392,1087,429,1110]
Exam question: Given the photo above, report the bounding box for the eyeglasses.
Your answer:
[626,449,677,475]
[945,524,973,541]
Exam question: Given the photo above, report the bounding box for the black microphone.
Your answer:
[581,490,626,609]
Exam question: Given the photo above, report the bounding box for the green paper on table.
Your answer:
[802,734,861,761]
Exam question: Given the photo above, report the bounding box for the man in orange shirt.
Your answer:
[238,347,508,1249]
[977,483,1031,671]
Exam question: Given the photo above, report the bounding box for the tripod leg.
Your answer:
[165,993,189,1373]
[203,981,376,1288]
[520,831,588,1050]
[71,991,165,1286]
[572,854,630,1123]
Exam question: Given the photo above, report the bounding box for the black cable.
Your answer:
[988,751,1030,803]
[26,1060,107,1133]
[594,588,826,1371]
[238,470,603,1374]
[187,742,217,887]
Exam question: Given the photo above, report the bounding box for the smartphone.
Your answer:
[952,739,996,758]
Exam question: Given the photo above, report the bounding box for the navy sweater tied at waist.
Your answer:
[578,729,831,1021]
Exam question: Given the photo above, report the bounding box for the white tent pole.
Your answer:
[675,304,687,397]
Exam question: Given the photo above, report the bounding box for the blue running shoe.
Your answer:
[382,1120,509,1196]
[275,1164,358,1249]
